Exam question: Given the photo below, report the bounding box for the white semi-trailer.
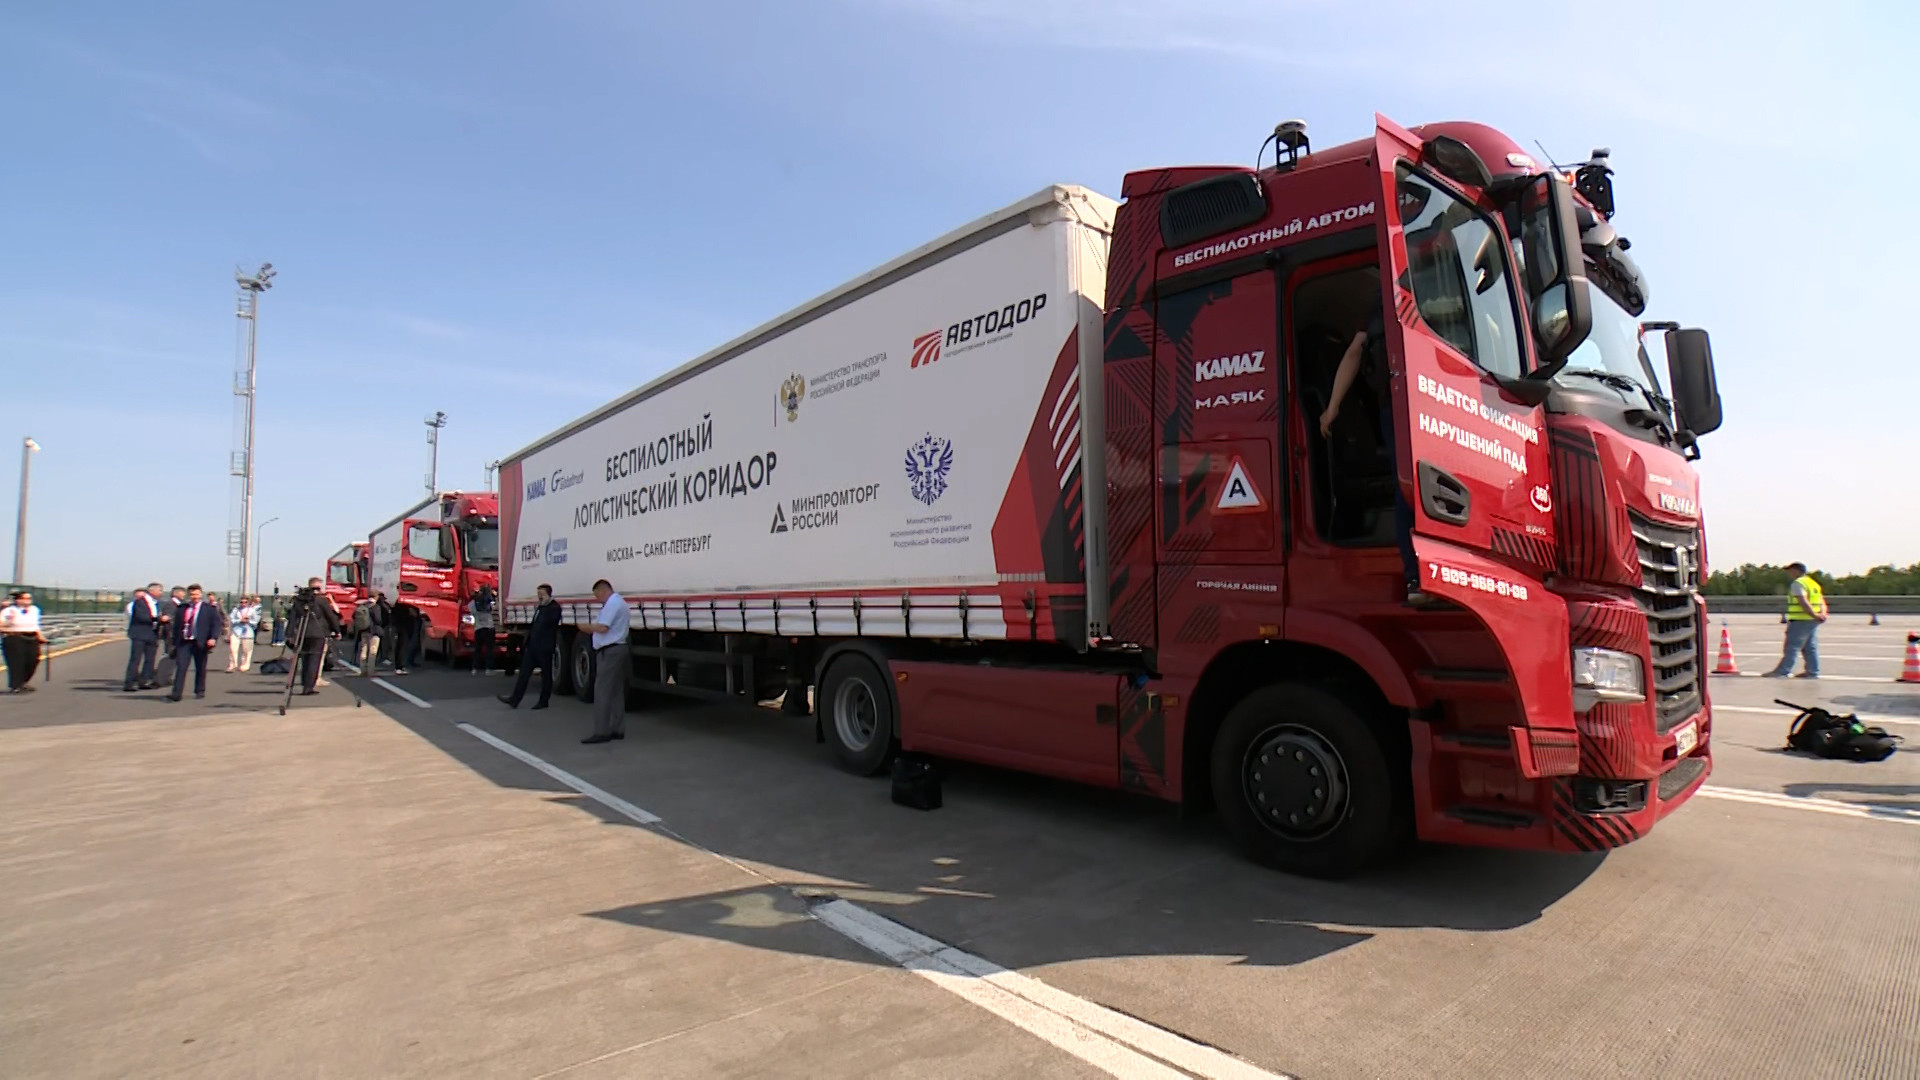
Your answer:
[498,185,1116,771]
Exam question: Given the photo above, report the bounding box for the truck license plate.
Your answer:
[1673,720,1698,758]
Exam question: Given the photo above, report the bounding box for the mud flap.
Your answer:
[1413,537,1577,777]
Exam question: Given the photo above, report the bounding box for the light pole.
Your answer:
[484,460,500,492]
[424,411,448,496]
[12,437,37,584]
[233,263,275,599]
[253,517,280,596]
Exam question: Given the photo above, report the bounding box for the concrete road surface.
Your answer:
[2,620,1916,1079]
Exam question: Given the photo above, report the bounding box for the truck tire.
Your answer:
[552,633,577,697]
[571,634,596,704]
[1210,683,1407,879]
[819,653,894,776]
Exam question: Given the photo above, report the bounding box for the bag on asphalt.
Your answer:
[890,753,945,811]
[1781,700,1900,762]
[258,655,292,675]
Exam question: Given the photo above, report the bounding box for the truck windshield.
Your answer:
[1555,282,1667,402]
[460,522,500,570]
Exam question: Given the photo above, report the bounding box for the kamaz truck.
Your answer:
[497,115,1721,876]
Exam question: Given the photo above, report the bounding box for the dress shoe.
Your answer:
[611,731,625,740]
[497,695,518,707]
[167,694,182,702]
[530,702,549,711]
[123,686,137,693]
[140,682,160,690]
[581,734,614,744]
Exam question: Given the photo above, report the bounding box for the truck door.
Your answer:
[1370,115,1576,765]
[401,520,458,643]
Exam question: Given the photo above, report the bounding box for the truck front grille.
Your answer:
[1630,513,1703,733]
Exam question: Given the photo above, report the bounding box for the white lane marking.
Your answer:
[371,678,433,709]
[1712,672,1891,684]
[1712,705,1920,728]
[1698,786,1920,827]
[812,900,1286,1080]
[427,711,1282,1079]
[335,659,362,675]
[455,722,662,824]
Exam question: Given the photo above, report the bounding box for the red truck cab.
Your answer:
[369,492,501,661]
[323,542,369,615]
[1094,115,1719,870]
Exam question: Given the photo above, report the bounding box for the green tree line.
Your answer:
[1703,562,1920,596]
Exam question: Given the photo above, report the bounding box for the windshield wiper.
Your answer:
[1561,370,1676,441]
[1560,369,1644,395]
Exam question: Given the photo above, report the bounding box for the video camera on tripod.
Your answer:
[276,580,357,715]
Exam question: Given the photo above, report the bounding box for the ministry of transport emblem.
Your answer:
[779,374,806,422]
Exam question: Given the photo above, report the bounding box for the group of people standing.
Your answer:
[122,583,264,700]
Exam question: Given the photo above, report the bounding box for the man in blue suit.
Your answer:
[124,582,165,691]
[168,584,221,701]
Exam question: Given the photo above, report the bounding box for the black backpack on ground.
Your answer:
[1781,700,1901,762]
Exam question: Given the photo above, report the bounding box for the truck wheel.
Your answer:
[571,635,596,704]
[1210,684,1406,879]
[552,634,577,697]
[819,653,894,776]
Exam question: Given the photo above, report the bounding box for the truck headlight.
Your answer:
[1572,647,1644,712]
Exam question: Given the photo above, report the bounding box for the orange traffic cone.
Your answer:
[1713,625,1739,675]
[1899,634,1920,684]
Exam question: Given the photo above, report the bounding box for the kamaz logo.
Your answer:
[1658,492,1698,517]
[526,468,585,502]
[1195,350,1265,383]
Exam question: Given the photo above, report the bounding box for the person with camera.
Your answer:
[469,584,498,675]
[287,577,343,695]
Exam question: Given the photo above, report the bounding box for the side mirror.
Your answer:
[1664,328,1722,436]
[1520,173,1593,379]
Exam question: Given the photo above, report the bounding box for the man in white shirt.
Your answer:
[2,590,46,692]
[581,578,629,744]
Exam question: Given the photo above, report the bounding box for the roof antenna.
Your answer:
[1533,140,1566,171]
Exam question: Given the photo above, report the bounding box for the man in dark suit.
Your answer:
[499,584,561,711]
[124,582,165,691]
[168,584,221,701]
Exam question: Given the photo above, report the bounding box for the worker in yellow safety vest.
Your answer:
[1764,561,1826,679]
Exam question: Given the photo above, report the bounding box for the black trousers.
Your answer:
[4,635,40,689]
[298,638,327,692]
[125,637,158,688]
[507,643,552,706]
[472,627,496,672]
[170,642,209,698]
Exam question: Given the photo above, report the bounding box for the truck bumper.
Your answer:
[1410,705,1712,853]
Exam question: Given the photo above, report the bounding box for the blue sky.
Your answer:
[3,0,1915,590]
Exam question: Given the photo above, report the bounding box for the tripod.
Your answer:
[278,599,363,716]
